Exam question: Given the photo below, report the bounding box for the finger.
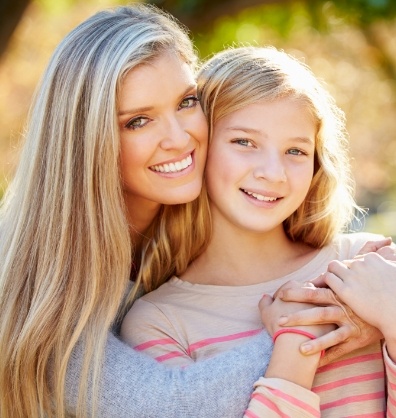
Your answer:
[258,294,273,310]
[322,271,346,296]
[299,325,354,357]
[377,245,396,262]
[319,342,355,367]
[356,237,392,255]
[279,286,337,305]
[310,273,327,288]
[278,305,345,326]
[327,259,350,274]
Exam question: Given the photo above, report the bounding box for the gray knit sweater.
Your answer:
[65,331,272,417]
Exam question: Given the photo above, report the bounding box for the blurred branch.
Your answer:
[153,0,291,30]
[361,25,396,83]
[0,0,31,58]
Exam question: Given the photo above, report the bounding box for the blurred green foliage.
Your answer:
[0,0,395,237]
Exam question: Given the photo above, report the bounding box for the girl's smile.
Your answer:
[205,97,316,234]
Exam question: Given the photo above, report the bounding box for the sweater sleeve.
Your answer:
[244,377,320,418]
[65,331,273,418]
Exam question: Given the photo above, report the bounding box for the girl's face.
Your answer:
[118,52,208,213]
[205,98,316,235]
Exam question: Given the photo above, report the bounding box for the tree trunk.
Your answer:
[0,0,30,59]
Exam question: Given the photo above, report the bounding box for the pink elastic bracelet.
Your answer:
[272,328,325,358]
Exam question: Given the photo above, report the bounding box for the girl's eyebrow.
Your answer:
[225,126,314,145]
[292,136,315,145]
[118,83,197,116]
[225,126,261,135]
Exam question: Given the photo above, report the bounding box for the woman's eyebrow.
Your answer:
[118,83,197,117]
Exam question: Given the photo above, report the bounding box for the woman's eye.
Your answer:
[233,138,253,147]
[179,96,199,109]
[125,116,149,130]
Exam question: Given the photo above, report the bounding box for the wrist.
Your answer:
[273,328,325,358]
[267,331,321,389]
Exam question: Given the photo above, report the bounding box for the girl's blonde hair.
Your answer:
[198,46,359,248]
[0,4,209,418]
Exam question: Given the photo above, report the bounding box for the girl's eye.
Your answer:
[287,148,307,156]
[125,116,150,130]
[179,96,199,110]
[232,138,254,147]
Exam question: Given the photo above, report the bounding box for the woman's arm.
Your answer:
[65,331,273,418]
[325,252,396,361]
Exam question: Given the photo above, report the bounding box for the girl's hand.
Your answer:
[259,281,335,338]
[275,283,383,366]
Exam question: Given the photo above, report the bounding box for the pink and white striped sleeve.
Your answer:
[120,298,194,367]
[383,344,396,417]
[244,377,320,418]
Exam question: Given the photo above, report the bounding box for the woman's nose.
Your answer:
[160,116,190,150]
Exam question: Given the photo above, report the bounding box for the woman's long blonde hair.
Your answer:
[198,46,359,248]
[0,4,209,418]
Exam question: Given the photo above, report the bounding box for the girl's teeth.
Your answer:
[151,154,193,173]
[245,190,278,202]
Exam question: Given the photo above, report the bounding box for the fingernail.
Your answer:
[300,344,312,354]
[278,316,288,325]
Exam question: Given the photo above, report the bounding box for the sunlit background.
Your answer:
[1,0,395,237]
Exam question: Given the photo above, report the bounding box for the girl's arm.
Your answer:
[244,291,329,417]
[65,330,273,418]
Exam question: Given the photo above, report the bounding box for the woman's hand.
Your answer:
[275,280,383,366]
[259,281,335,338]
[325,253,396,361]
[270,238,393,366]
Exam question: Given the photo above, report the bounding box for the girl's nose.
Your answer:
[253,152,287,183]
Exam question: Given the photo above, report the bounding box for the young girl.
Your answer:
[121,46,396,416]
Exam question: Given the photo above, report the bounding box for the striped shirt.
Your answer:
[122,233,396,417]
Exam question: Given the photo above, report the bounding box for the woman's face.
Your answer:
[118,52,208,214]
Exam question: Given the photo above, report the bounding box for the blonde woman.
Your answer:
[0,5,276,418]
[0,5,384,418]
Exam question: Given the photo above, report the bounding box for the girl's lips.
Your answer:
[240,188,283,202]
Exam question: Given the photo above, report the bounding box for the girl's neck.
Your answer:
[183,219,319,286]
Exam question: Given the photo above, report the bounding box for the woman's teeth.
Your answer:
[151,154,192,173]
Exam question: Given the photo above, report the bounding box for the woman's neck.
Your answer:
[123,194,161,249]
[183,218,318,286]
